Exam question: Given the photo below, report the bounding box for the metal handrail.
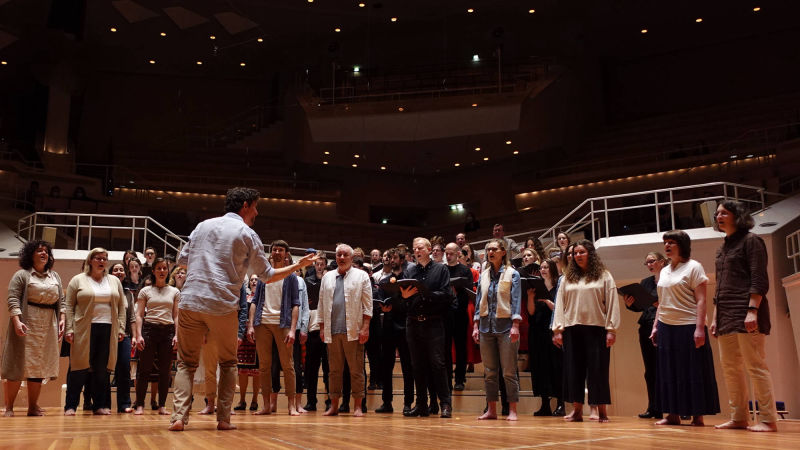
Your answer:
[537,182,780,247]
[788,229,800,274]
[17,212,187,256]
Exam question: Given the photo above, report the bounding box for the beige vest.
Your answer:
[479,267,514,319]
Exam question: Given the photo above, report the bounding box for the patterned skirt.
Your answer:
[237,340,259,376]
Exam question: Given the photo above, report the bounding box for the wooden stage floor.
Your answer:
[0,409,797,449]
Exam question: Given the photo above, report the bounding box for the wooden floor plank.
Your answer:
[0,409,796,449]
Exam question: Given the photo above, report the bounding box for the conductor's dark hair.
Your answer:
[713,199,755,232]
[225,187,260,214]
[19,240,54,271]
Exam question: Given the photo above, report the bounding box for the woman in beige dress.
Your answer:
[2,240,65,416]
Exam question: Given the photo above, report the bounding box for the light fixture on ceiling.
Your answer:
[352,163,358,168]
[474,147,480,151]
[160,32,166,37]
[196,61,203,65]
[513,150,519,155]
[753,6,761,12]
[390,17,397,22]
[0,61,7,65]
[209,35,216,40]
[454,163,461,167]
[380,166,386,170]
[381,218,388,224]
[398,107,404,112]
[359,3,365,7]
[324,151,330,155]
[149,60,155,64]
[695,18,703,23]
[641,28,648,34]
[467,8,474,13]
[257,37,264,42]
[110,27,117,32]
[240,62,246,67]
[505,140,512,145]
[354,154,360,158]
[471,103,478,107]
[483,157,489,161]
[335,27,341,32]
[323,161,329,165]
[528,9,535,14]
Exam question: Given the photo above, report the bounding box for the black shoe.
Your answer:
[453,383,465,391]
[534,407,553,416]
[403,405,429,417]
[429,402,439,415]
[440,404,452,418]
[552,405,566,417]
[339,404,350,413]
[233,401,247,411]
[250,402,259,411]
[375,403,394,413]
[501,405,509,416]
[403,405,413,415]
[367,382,379,391]
[303,403,317,412]
[152,401,159,411]
[639,410,662,419]
[377,382,384,390]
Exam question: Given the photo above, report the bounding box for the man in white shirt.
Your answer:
[318,244,372,416]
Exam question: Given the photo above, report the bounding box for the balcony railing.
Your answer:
[788,228,800,274]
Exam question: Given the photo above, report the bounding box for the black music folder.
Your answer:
[617,283,657,310]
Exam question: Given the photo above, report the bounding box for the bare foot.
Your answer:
[322,407,339,416]
[168,419,184,431]
[715,420,749,430]
[158,407,169,415]
[217,421,237,430]
[589,406,599,421]
[655,414,681,425]
[134,406,144,415]
[691,416,704,427]
[289,408,301,417]
[4,410,13,417]
[64,409,76,416]
[197,404,215,415]
[598,416,610,423]
[506,411,518,421]
[297,405,308,414]
[748,422,777,432]
[477,411,497,420]
[27,408,44,417]
[93,408,111,415]
[123,407,134,413]
[253,409,271,415]
[353,408,365,417]
[564,414,583,422]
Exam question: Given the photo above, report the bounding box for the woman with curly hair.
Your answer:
[2,240,65,416]
[552,239,620,423]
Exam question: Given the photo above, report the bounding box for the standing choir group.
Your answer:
[1,187,779,434]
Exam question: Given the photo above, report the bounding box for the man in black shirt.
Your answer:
[302,254,330,412]
[399,237,452,418]
[445,243,472,391]
[374,248,414,414]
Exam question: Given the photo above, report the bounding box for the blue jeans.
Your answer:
[116,336,132,411]
[479,331,520,403]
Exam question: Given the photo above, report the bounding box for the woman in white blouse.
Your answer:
[650,230,719,426]
[551,239,620,423]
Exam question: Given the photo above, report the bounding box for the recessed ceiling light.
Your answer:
[753,6,761,12]
[454,163,461,167]
[474,147,481,151]
[513,150,519,155]
[210,35,216,40]
[505,140,512,145]
[149,60,155,64]
[257,38,264,42]
[352,163,358,168]
[483,157,489,161]
[323,161,329,165]
[308,0,314,3]
[110,27,117,32]
[528,9,535,14]
[160,32,166,37]
[380,166,387,170]
[695,18,703,23]
[398,107,404,112]
[358,2,365,7]
[0,61,7,65]
[240,62,246,67]
[335,27,341,32]
[641,28,648,34]
[390,17,397,22]
[196,61,203,65]
[324,151,330,155]
[472,103,478,107]
[354,154,360,158]
[467,8,474,13]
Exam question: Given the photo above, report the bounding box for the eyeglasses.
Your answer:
[92,257,108,262]
[644,259,657,266]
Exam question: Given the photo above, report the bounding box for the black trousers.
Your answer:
[65,323,112,411]
[639,324,659,414]
[135,322,174,408]
[366,311,382,384]
[443,310,454,389]
[452,306,469,384]
[406,317,451,408]
[115,336,132,411]
[562,325,611,405]
[380,319,414,406]
[304,330,329,406]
